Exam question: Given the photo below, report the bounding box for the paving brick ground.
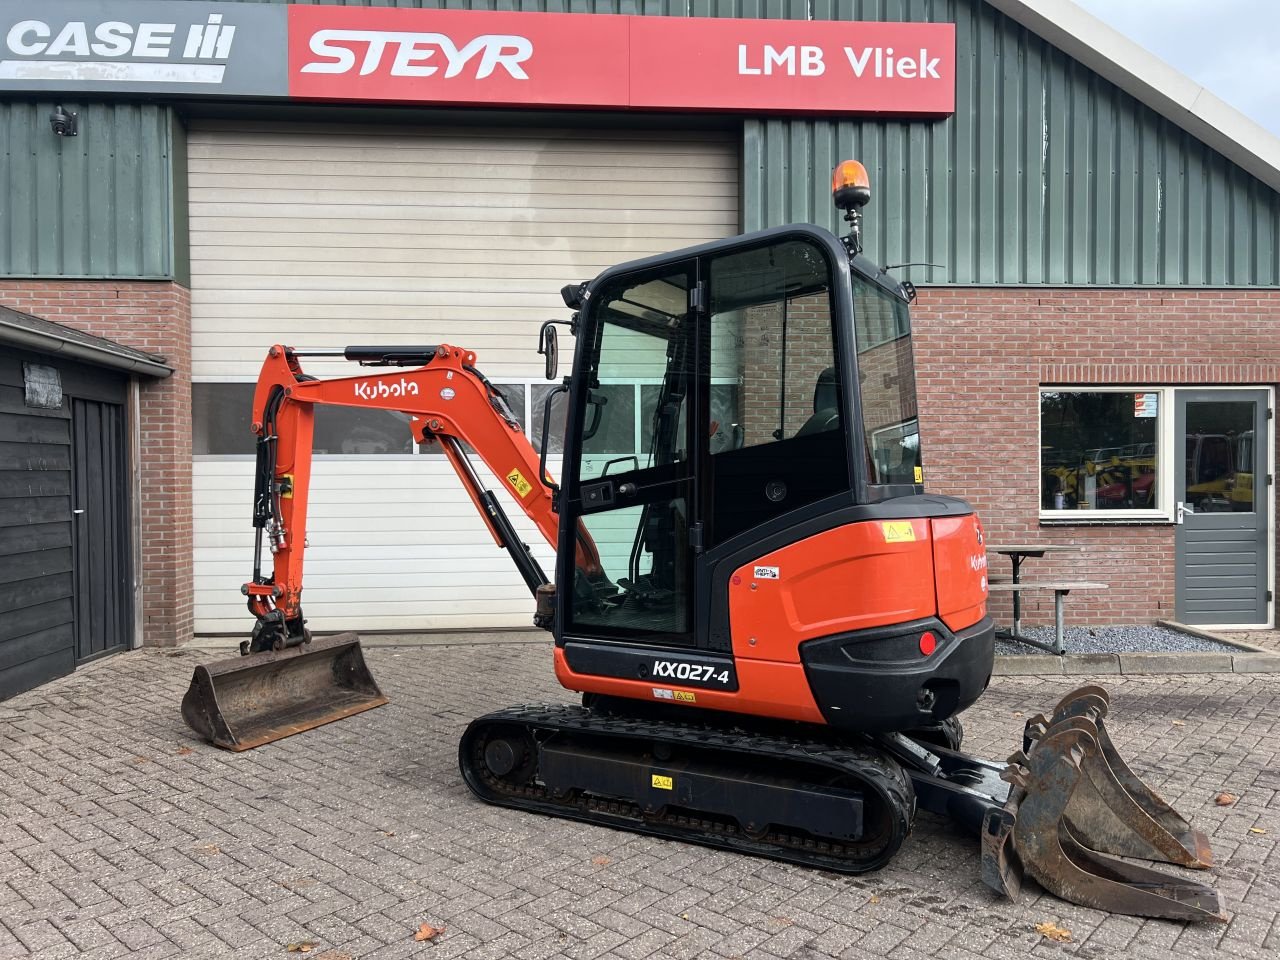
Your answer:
[1220,630,1280,655]
[1,641,1277,960]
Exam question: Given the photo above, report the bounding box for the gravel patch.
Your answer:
[994,623,1241,656]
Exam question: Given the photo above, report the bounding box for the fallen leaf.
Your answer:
[771,917,793,928]
[132,756,150,764]
[377,830,396,837]
[414,923,444,943]
[1034,921,1072,942]
[868,895,881,904]
[193,843,221,856]
[1249,827,1267,835]
[591,855,611,866]
[1012,711,1024,718]
[285,942,316,953]
[176,747,194,756]
[1215,793,1237,806]
[1171,720,1186,727]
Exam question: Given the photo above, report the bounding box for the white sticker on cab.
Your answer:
[753,566,780,580]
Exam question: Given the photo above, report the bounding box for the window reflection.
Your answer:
[1040,391,1159,510]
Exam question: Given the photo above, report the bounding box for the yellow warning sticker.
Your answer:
[506,468,533,499]
[674,691,697,703]
[651,774,673,791]
[914,466,923,484]
[882,521,917,543]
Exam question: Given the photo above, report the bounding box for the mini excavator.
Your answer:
[183,162,1224,922]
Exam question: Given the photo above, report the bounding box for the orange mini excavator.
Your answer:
[183,163,1224,921]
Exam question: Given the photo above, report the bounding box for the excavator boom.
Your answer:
[182,342,572,750]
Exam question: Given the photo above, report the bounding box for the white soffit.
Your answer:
[987,0,1280,194]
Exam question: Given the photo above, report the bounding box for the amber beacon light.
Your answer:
[831,160,872,253]
[832,160,871,211]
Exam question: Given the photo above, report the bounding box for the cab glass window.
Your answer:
[706,238,850,545]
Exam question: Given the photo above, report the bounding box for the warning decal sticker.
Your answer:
[506,468,533,498]
[881,521,917,543]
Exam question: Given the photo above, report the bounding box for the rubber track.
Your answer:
[459,703,917,874]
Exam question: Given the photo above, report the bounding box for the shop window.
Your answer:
[1040,390,1161,515]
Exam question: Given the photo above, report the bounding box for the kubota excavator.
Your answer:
[182,162,1224,922]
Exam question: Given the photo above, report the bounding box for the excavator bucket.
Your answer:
[981,686,1224,922]
[181,633,388,751]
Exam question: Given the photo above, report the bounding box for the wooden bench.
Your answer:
[987,581,1108,655]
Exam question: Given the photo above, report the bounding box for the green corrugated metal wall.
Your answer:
[740,1,1280,285]
[1,102,176,279]
[5,0,1280,285]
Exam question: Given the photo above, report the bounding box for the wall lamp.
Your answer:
[49,105,78,137]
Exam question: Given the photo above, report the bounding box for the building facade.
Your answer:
[2,0,1278,673]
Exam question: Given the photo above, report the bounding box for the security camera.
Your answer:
[49,106,78,137]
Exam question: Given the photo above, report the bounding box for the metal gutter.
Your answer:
[987,0,1280,194]
[0,315,173,379]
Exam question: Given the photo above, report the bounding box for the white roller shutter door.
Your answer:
[189,121,739,633]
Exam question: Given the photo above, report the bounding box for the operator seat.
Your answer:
[795,367,841,437]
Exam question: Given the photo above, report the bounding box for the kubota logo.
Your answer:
[354,378,420,400]
[300,29,533,79]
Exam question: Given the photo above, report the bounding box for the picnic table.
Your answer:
[985,544,1104,655]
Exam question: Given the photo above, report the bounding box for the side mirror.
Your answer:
[538,322,558,381]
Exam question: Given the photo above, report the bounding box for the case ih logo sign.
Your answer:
[1,1,955,116]
[0,1,285,95]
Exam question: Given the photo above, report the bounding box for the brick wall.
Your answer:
[912,287,1280,626]
[0,281,192,646]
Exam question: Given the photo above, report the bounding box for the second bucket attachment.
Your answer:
[182,632,388,751]
[1023,685,1214,869]
[982,684,1224,922]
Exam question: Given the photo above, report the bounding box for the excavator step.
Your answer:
[182,633,388,751]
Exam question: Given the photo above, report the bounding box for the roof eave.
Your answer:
[986,0,1280,194]
[0,315,173,379]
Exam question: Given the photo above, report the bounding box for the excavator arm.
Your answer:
[243,342,576,654]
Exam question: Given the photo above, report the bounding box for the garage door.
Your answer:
[189,121,739,634]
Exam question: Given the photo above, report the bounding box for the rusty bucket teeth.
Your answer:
[989,686,1225,923]
[181,632,388,751]
[1029,686,1214,869]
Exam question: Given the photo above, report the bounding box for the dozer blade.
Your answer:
[182,632,388,751]
[992,721,1224,922]
[1024,685,1213,868]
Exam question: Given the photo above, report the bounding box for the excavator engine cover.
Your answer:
[182,633,387,751]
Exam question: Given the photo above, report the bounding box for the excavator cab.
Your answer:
[546,220,994,734]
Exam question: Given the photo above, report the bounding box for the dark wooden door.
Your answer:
[71,398,131,661]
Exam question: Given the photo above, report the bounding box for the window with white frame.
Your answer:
[1040,388,1165,517]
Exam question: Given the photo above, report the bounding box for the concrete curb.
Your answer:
[185,630,549,652]
[1157,619,1272,653]
[994,651,1280,676]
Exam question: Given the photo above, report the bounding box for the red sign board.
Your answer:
[287,7,955,116]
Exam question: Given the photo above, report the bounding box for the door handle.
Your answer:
[1176,501,1193,524]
